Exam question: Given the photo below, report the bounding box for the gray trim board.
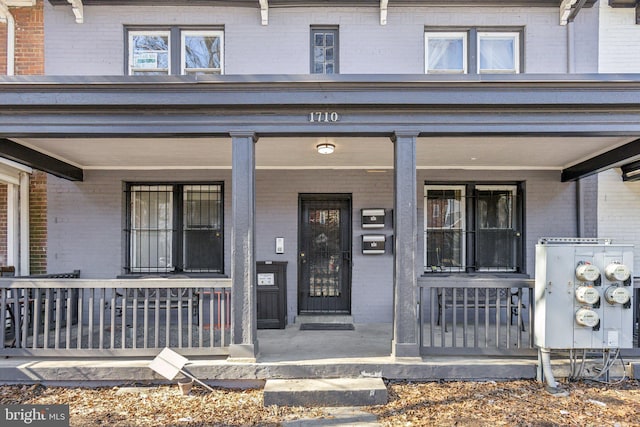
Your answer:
[3,75,640,138]
[0,138,83,181]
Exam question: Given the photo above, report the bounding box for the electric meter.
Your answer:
[575,308,600,328]
[575,286,600,305]
[575,263,600,282]
[605,286,631,305]
[604,263,631,282]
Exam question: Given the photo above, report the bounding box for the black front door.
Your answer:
[298,194,352,314]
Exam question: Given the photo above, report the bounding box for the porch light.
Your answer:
[316,143,335,155]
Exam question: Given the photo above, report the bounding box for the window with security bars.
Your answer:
[311,27,338,74]
[424,183,522,273]
[126,183,223,274]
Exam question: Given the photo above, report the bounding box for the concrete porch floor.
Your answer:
[0,323,550,387]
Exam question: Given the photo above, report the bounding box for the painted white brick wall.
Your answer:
[48,167,577,324]
[599,1,640,73]
[598,169,640,273]
[596,3,640,272]
[44,2,599,75]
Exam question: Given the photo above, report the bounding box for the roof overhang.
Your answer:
[0,74,639,182]
[47,0,598,6]
[47,0,598,27]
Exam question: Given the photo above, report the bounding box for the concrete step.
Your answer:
[263,378,388,407]
[295,315,354,324]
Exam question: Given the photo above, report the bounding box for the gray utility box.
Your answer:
[534,239,634,350]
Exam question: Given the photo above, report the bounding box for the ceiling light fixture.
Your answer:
[316,143,335,155]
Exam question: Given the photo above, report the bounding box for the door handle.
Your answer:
[342,251,351,262]
[299,252,306,264]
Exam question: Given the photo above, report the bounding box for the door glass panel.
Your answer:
[308,207,342,297]
[476,186,517,271]
[183,185,222,272]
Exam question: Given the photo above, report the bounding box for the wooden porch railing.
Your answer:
[419,277,640,357]
[418,276,537,356]
[1,277,231,357]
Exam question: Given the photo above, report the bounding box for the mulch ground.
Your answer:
[0,379,638,426]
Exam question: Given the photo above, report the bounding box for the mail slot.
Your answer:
[361,208,385,228]
[362,234,386,254]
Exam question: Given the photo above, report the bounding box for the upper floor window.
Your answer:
[425,28,522,75]
[182,31,224,75]
[425,32,467,74]
[127,27,224,76]
[424,183,523,274]
[311,27,338,74]
[478,32,519,74]
[129,31,170,75]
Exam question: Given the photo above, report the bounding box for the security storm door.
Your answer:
[299,194,352,314]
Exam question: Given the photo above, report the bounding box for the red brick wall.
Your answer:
[0,17,6,75]
[1,1,46,274]
[0,0,44,75]
[29,171,46,274]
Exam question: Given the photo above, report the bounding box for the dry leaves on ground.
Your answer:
[0,379,638,426]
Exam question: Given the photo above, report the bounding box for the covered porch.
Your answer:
[1,74,640,362]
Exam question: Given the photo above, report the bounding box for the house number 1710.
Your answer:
[309,112,339,123]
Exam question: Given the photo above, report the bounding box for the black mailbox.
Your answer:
[361,208,385,228]
[362,235,386,254]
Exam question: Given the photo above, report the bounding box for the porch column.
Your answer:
[391,131,420,358]
[229,131,259,360]
[19,172,29,276]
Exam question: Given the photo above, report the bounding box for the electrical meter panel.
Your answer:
[534,239,634,350]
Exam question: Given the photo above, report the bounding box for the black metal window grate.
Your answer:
[125,183,223,274]
[424,183,522,274]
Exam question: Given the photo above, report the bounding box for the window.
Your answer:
[425,32,467,74]
[424,183,523,273]
[478,32,519,74]
[425,28,521,74]
[126,183,224,274]
[127,28,224,76]
[181,30,224,75]
[129,31,170,75]
[311,27,338,74]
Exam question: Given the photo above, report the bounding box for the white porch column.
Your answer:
[19,172,29,276]
[391,131,420,358]
[229,131,258,360]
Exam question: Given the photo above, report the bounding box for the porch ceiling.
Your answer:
[10,135,636,171]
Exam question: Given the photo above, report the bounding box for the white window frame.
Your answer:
[181,30,224,75]
[425,32,467,74]
[477,32,520,74]
[128,30,171,76]
[424,185,467,272]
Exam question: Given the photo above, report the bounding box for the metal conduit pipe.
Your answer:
[0,0,15,76]
[539,348,562,394]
